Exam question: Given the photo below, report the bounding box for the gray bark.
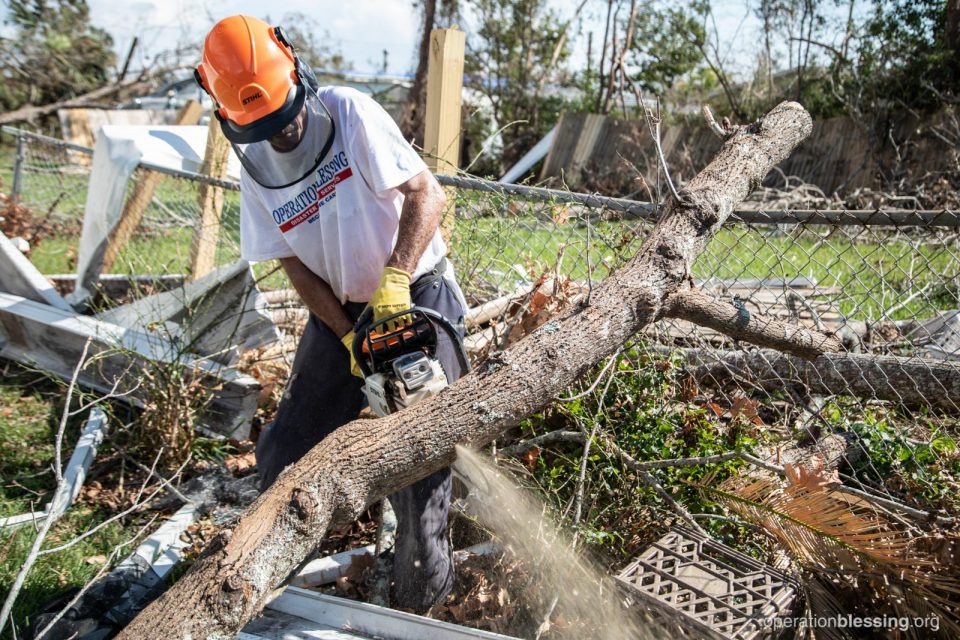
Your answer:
[117,101,813,639]
[666,286,843,360]
[677,347,960,413]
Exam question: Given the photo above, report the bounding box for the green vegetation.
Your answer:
[514,347,773,564]
[514,343,960,574]
[0,369,147,640]
[0,1,115,113]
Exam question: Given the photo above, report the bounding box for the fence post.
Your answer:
[102,100,204,272]
[423,27,465,246]
[189,116,231,281]
[11,133,24,201]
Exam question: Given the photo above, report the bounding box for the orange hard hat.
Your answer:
[195,15,305,143]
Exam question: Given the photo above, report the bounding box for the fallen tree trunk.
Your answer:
[675,346,960,413]
[117,102,814,639]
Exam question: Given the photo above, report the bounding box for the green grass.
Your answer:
[0,370,150,639]
[452,214,959,321]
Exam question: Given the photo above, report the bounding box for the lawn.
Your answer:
[0,369,152,640]
[452,213,959,322]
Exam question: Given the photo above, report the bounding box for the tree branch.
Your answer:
[117,101,813,639]
[665,285,844,360]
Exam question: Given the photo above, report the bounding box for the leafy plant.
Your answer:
[0,0,115,113]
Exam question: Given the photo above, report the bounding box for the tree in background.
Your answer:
[461,0,574,177]
[0,0,115,112]
[628,3,704,96]
[278,12,351,73]
[590,0,706,115]
[851,0,958,111]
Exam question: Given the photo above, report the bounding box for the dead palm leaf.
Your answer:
[698,470,960,638]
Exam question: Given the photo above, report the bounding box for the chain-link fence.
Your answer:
[441,173,960,519]
[5,126,959,516]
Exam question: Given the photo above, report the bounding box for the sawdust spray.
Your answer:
[453,445,652,640]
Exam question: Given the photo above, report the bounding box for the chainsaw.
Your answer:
[352,308,471,417]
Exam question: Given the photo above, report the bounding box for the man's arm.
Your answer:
[386,170,446,274]
[280,256,353,338]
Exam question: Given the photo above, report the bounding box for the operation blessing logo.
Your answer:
[271,151,352,232]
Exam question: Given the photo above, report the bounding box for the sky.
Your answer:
[86,0,425,77]
[81,0,854,79]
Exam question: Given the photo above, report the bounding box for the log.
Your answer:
[675,346,960,413]
[665,286,843,360]
[117,102,814,639]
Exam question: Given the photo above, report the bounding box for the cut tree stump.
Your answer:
[117,102,817,639]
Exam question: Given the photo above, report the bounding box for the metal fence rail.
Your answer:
[5,127,960,516]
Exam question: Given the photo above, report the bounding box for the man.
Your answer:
[195,15,466,612]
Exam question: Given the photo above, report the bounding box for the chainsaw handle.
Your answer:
[350,307,471,380]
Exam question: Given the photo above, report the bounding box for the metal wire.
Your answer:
[7,128,960,513]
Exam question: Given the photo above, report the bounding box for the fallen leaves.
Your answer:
[784,456,840,491]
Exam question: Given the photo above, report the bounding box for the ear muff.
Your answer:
[194,66,226,123]
[272,26,315,91]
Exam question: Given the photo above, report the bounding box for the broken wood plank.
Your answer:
[0,292,259,437]
[97,259,279,362]
[0,232,72,310]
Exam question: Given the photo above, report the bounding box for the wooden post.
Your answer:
[102,100,204,272]
[188,116,231,281]
[422,27,465,245]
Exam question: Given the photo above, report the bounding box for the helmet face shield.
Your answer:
[230,88,336,189]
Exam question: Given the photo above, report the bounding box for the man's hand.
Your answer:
[340,330,363,378]
[369,266,412,331]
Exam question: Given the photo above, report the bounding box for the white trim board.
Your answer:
[265,587,520,640]
[0,231,72,310]
[1,406,108,529]
[0,292,259,437]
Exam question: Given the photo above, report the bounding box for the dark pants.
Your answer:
[256,264,466,612]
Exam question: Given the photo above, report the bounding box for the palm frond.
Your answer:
[697,472,960,638]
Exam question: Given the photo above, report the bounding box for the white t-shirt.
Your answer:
[239,86,447,303]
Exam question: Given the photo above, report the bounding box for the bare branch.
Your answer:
[665,286,844,360]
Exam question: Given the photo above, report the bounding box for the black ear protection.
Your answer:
[275,27,319,92]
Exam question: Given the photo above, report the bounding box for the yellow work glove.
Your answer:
[340,330,363,378]
[369,266,412,332]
